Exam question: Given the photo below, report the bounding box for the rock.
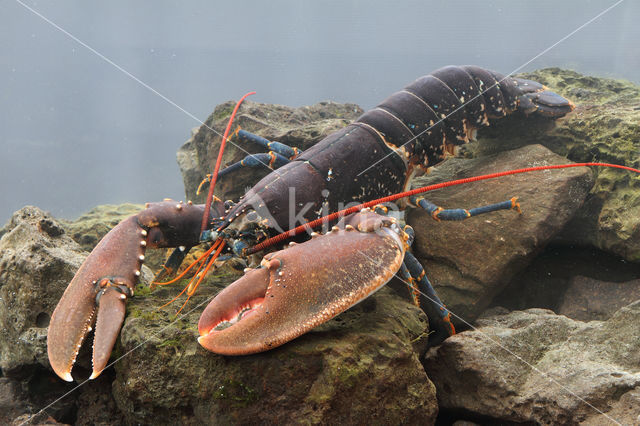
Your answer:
[424,302,640,425]
[406,144,594,324]
[112,272,437,425]
[515,68,640,262]
[74,371,126,426]
[0,377,31,425]
[557,275,640,321]
[491,245,640,314]
[0,206,85,373]
[177,100,363,203]
[60,203,165,271]
[60,203,143,252]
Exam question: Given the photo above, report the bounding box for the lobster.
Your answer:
[47,65,577,382]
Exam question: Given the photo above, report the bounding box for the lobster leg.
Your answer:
[236,130,301,159]
[217,152,291,179]
[216,130,303,179]
[214,130,299,179]
[410,195,521,221]
[47,200,219,381]
[402,251,455,346]
[396,224,455,345]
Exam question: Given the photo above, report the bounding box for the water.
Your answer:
[1,0,639,224]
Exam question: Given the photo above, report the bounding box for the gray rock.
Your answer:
[407,144,594,324]
[0,378,31,425]
[424,302,640,425]
[516,68,640,262]
[177,100,363,203]
[0,207,85,373]
[558,275,640,321]
[490,246,640,314]
[112,271,437,425]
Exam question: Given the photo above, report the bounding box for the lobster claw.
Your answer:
[197,211,407,355]
[47,216,143,381]
[48,201,212,381]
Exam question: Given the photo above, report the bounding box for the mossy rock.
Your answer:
[112,269,437,425]
[462,68,640,261]
[61,203,168,271]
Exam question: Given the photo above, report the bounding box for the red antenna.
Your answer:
[247,162,640,254]
[201,91,256,232]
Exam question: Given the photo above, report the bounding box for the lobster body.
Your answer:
[47,66,574,381]
[226,65,572,231]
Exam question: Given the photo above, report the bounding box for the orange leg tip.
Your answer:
[431,207,443,222]
[510,197,522,214]
[443,313,456,335]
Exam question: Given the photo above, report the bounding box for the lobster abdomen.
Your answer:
[227,66,573,231]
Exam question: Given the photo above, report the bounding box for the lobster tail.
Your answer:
[355,65,573,172]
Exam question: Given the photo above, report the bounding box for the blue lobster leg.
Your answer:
[409,195,521,221]
[399,224,455,346]
[236,130,301,159]
[217,152,291,178]
[402,250,455,346]
[216,130,302,179]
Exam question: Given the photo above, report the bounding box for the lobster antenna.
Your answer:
[201,91,256,232]
[247,162,640,254]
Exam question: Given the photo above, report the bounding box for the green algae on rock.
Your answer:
[518,68,640,261]
[112,270,438,425]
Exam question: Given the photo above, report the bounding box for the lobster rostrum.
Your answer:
[48,65,579,382]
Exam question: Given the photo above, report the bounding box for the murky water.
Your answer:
[1,0,639,223]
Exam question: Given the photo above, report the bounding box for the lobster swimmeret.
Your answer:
[48,65,576,382]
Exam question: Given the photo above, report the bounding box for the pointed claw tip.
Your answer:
[89,370,102,380]
[62,372,74,382]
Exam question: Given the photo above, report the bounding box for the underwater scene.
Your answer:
[1,1,640,425]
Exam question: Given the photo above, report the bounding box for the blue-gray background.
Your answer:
[2,0,639,224]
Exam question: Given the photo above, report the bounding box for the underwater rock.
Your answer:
[0,377,32,425]
[0,206,84,374]
[112,272,437,425]
[60,203,143,252]
[513,68,640,262]
[557,275,640,321]
[489,245,640,315]
[60,203,165,271]
[177,100,363,204]
[424,302,640,425]
[407,144,593,324]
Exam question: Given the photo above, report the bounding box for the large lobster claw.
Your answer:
[47,201,212,381]
[197,211,407,355]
